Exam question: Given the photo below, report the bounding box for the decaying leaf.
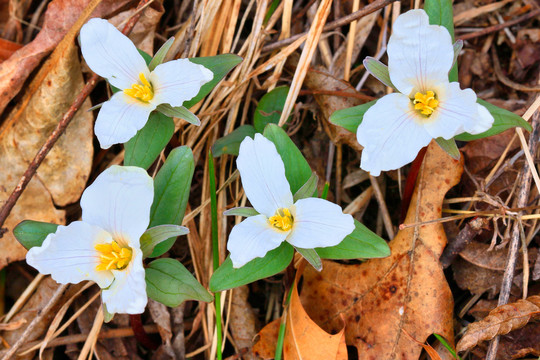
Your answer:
[299,141,462,358]
[254,268,348,360]
[0,43,91,269]
[0,0,131,114]
[457,295,540,353]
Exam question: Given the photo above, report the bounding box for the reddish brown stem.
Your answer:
[399,146,427,223]
[0,0,150,234]
[458,8,540,41]
[129,314,159,350]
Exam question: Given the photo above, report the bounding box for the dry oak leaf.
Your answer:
[457,295,540,352]
[0,0,131,114]
[300,141,462,359]
[254,268,348,360]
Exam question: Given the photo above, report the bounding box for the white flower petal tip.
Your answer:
[286,198,355,249]
[150,59,213,107]
[94,92,154,149]
[26,165,154,315]
[227,215,288,268]
[387,9,454,95]
[236,134,293,217]
[80,18,148,90]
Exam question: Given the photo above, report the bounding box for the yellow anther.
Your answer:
[95,241,133,271]
[268,208,294,231]
[413,90,439,116]
[124,73,154,102]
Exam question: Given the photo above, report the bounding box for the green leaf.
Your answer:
[295,247,322,271]
[316,220,390,259]
[183,54,242,109]
[329,100,377,134]
[140,225,189,258]
[13,220,58,250]
[263,124,311,194]
[149,146,194,257]
[223,207,259,217]
[363,57,396,90]
[137,49,153,65]
[435,137,460,160]
[454,99,532,141]
[424,0,455,40]
[146,258,213,307]
[425,0,457,81]
[254,86,290,133]
[124,112,175,170]
[212,125,256,157]
[209,242,294,292]
[293,172,318,202]
[149,37,175,71]
[156,104,200,126]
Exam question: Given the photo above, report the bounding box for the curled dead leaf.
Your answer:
[457,295,540,352]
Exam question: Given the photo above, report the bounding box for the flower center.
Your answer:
[413,90,439,116]
[95,241,133,271]
[268,208,294,231]
[124,73,154,102]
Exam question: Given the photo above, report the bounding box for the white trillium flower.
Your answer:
[357,9,494,176]
[26,166,154,315]
[80,18,213,149]
[227,134,355,268]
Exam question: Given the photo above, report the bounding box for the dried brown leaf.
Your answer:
[457,295,540,352]
[300,141,461,358]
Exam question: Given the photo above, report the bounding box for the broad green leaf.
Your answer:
[124,112,175,169]
[140,225,189,258]
[363,57,396,90]
[148,37,175,71]
[212,125,256,157]
[156,104,200,126]
[454,99,532,141]
[293,172,318,202]
[316,220,390,259]
[329,100,377,134]
[425,0,457,81]
[263,124,311,194]
[223,207,259,217]
[435,137,460,160]
[209,242,294,292]
[295,247,322,271]
[146,258,213,307]
[149,146,194,257]
[183,54,242,109]
[13,220,58,250]
[254,86,290,133]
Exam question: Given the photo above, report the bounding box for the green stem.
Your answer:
[208,152,222,360]
[275,280,294,360]
[321,181,330,200]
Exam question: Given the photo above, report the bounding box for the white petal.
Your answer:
[94,92,155,149]
[101,248,147,314]
[236,134,293,217]
[286,198,354,248]
[26,221,114,288]
[426,82,494,138]
[81,165,154,248]
[356,93,432,176]
[80,18,149,90]
[387,9,454,95]
[150,59,213,107]
[227,215,289,268]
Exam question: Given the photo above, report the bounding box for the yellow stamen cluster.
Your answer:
[269,208,294,231]
[95,241,133,271]
[124,73,154,102]
[413,90,439,116]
